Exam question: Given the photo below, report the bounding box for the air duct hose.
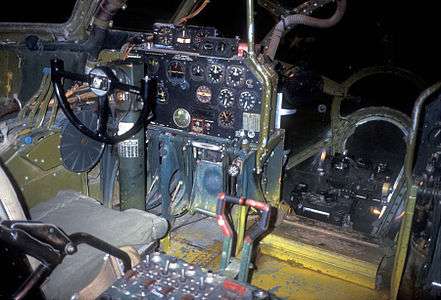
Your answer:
[265,0,347,60]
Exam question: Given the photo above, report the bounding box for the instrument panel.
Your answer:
[132,23,263,141]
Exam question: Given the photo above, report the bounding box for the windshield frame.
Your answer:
[0,0,100,42]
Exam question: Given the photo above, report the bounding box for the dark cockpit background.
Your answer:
[2,0,440,85]
[1,0,440,150]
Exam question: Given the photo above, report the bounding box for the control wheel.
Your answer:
[51,59,153,144]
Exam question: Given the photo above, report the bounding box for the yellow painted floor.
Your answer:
[252,255,388,300]
[163,216,389,300]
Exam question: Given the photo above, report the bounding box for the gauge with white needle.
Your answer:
[207,64,224,84]
[238,91,256,111]
[218,88,234,108]
[226,65,245,87]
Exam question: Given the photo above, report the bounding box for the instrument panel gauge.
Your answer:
[207,64,224,84]
[157,27,173,46]
[226,65,245,87]
[173,108,191,128]
[167,60,186,83]
[238,91,257,111]
[146,57,160,75]
[218,89,234,108]
[191,64,205,80]
[218,110,235,128]
[194,30,209,45]
[196,85,212,103]
[156,83,168,104]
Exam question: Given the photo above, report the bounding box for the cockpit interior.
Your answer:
[1,0,441,299]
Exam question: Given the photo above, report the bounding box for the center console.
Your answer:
[114,23,284,221]
[99,252,277,299]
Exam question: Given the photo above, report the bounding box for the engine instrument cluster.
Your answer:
[131,23,263,141]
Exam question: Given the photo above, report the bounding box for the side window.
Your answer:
[0,1,76,23]
[113,0,182,32]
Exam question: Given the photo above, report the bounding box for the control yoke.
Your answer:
[50,58,152,144]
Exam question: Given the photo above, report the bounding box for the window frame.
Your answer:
[0,0,100,42]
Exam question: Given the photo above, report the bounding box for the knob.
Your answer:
[180,268,186,282]
[199,276,206,291]
[162,259,170,275]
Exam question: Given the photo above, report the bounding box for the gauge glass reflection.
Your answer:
[173,108,191,128]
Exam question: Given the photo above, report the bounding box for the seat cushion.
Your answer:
[30,190,168,300]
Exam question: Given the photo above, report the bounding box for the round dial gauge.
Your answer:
[207,64,224,84]
[191,64,205,80]
[157,27,173,46]
[218,89,234,108]
[226,66,245,87]
[196,85,212,103]
[218,111,235,128]
[167,61,186,83]
[156,84,167,103]
[146,57,160,75]
[173,108,191,128]
[238,91,257,111]
[194,31,209,45]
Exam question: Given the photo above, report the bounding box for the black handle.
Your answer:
[50,58,151,144]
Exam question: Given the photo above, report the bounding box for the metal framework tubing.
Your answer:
[246,0,275,174]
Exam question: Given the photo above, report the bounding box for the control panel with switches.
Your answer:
[99,252,278,299]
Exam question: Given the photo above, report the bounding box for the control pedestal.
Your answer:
[99,252,277,299]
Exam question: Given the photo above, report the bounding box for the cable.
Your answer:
[265,0,347,60]
[177,0,210,25]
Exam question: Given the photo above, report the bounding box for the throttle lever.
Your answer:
[216,192,271,282]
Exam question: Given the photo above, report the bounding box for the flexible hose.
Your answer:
[95,0,128,23]
[266,0,347,60]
